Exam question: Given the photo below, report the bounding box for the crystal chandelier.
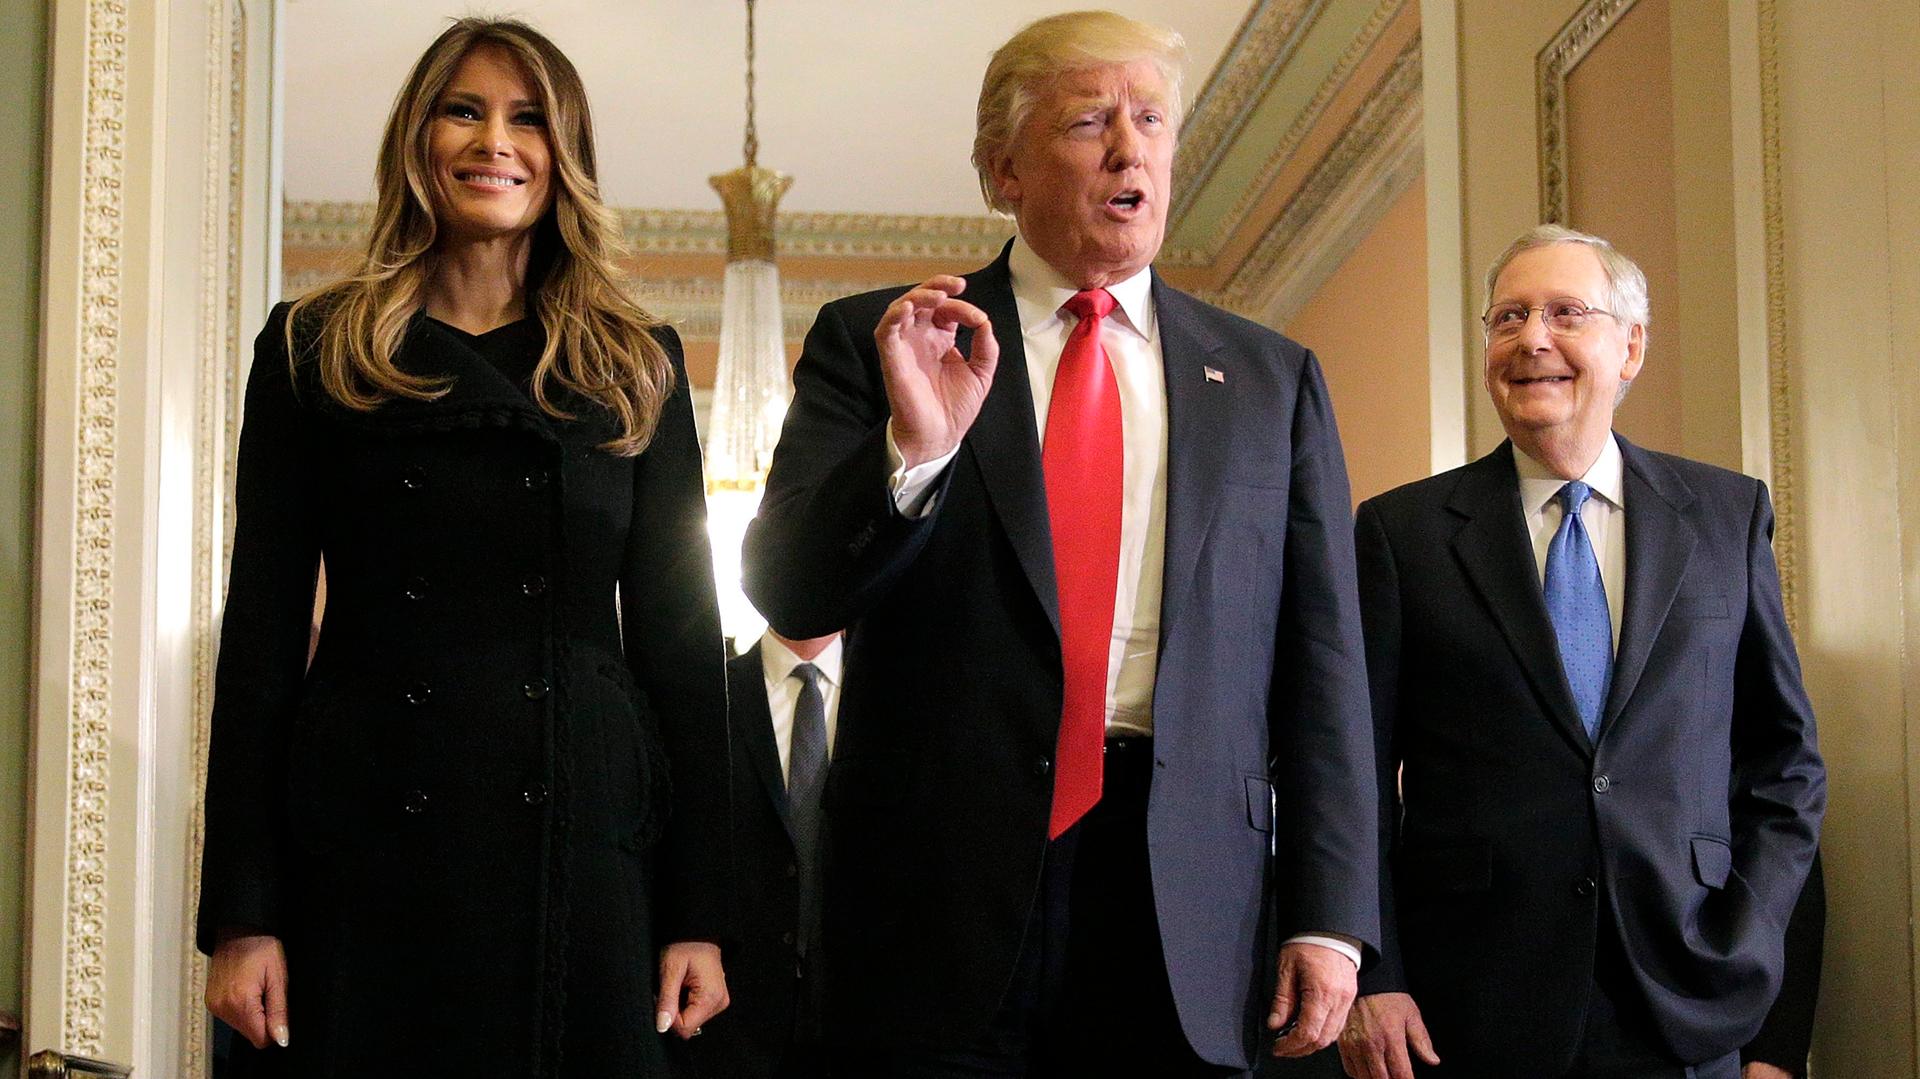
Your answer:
[705,0,791,648]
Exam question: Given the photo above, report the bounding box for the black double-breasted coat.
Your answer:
[197,305,730,1076]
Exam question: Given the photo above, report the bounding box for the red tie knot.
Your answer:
[1064,288,1117,323]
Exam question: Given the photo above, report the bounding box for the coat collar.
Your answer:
[320,312,570,445]
[1153,279,1232,642]
[1600,434,1698,735]
[729,642,794,836]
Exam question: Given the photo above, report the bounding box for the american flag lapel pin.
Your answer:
[1203,365,1225,384]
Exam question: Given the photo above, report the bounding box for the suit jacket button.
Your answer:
[521,574,548,598]
[1575,876,1597,897]
[785,862,799,879]
[522,470,550,491]
[1592,774,1611,793]
[522,783,549,806]
[403,576,430,601]
[1034,757,1052,776]
[400,465,427,491]
[781,930,796,946]
[402,681,432,706]
[522,677,550,700]
[401,790,429,816]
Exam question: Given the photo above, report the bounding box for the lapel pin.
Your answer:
[1203,366,1225,383]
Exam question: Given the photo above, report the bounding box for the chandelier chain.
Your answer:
[743,0,758,166]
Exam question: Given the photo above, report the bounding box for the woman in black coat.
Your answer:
[198,19,731,1076]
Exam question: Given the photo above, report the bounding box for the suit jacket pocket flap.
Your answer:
[1691,835,1732,889]
[1403,842,1493,895]
[1245,774,1274,833]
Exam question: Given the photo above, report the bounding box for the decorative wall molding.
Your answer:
[61,0,132,1053]
[1171,0,1332,232]
[1537,0,1643,224]
[282,199,1016,263]
[1213,36,1424,318]
[1755,0,1796,628]
[1172,0,1408,265]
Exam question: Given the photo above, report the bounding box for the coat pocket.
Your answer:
[1690,834,1732,890]
[1245,774,1275,833]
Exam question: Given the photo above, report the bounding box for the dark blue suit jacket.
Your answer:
[742,245,1379,1069]
[1354,438,1824,1075]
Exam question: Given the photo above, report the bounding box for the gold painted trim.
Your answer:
[1174,0,1408,264]
[1537,0,1643,224]
[62,0,128,1053]
[1214,36,1423,315]
[1171,0,1331,232]
[282,200,1015,262]
[1755,0,1795,628]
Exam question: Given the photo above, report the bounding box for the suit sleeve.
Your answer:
[741,297,946,639]
[622,325,734,943]
[1268,351,1381,964]
[1353,497,1408,995]
[1742,849,1824,1075]
[1730,480,1825,932]
[196,305,322,955]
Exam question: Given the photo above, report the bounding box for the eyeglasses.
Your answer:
[1481,298,1622,341]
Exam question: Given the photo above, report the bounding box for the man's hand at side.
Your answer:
[1268,940,1359,1057]
[1336,992,1440,1078]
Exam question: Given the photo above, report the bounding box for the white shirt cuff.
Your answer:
[884,422,959,519]
[1284,933,1362,970]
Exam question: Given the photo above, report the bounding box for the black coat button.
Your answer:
[402,681,432,706]
[403,576,430,601]
[1592,774,1612,793]
[1575,876,1597,897]
[522,470,550,491]
[521,574,547,598]
[522,677,551,701]
[401,466,427,491]
[1034,757,1052,776]
[785,862,798,879]
[402,790,430,815]
[781,930,796,946]
[522,784,549,806]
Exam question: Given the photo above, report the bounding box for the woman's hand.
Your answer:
[206,932,290,1049]
[656,941,730,1039]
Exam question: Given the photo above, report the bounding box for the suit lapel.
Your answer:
[960,247,1060,637]
[1599,437,1697,736]
[1155,279,1232,639]
[730,644,793,833]
[1446,444,1594,757]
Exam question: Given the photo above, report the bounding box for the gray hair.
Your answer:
[971,11,1188,214]
[1483,224,1651,330]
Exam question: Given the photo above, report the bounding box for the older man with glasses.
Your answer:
[1335,224,1824,1079]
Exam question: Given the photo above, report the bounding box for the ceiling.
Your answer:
[282,0,1254,217]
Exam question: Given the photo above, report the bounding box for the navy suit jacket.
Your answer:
[1354,438,1824,1075]
[741,245,1379,1068]
[670,643,802,1079]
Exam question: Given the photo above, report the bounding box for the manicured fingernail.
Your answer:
[655,1011,672,1034]
[273,1024,290,1047]
[1267,1013,1282,1028]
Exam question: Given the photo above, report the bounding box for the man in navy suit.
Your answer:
[671,629,842,1079]
[742,11,1377,1077]
[1338,225,1823,1079]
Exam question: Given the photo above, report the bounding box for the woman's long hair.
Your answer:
[286,17,672,455]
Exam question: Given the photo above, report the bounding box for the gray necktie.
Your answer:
[788,663,828,958]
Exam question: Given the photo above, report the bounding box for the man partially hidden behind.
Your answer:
[1339,225,1824,1079]
[672,629,842,1079]
[742,10,1379,1078]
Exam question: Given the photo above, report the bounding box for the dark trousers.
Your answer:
[832,738,1246,1079]
[1564,917,1739,1079]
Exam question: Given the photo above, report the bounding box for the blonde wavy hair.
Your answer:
[971,11,1188,214]
[286,17,672,455]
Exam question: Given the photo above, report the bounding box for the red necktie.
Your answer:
[1042,289,1123,839]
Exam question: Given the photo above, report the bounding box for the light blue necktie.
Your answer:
[1544,481,1613,739]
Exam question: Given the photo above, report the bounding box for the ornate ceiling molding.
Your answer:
[1537,0,1643,224]
[1212,36,1423,317]
[1170,0,1332,233]
[282,200,1014,262]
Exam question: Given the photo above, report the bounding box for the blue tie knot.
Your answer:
[1558,480,1593,516]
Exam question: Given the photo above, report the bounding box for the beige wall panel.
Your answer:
[1286,176,1431,504]
[1563,0,1684,456]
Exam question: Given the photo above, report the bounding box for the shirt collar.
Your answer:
[759,630,844,689]
[1007,236,1155,341]
[1514,433,1625,516]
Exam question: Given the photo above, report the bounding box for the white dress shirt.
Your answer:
[1515,435,1627,653]
[758,630,845,784]
[888,237,1167,737]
